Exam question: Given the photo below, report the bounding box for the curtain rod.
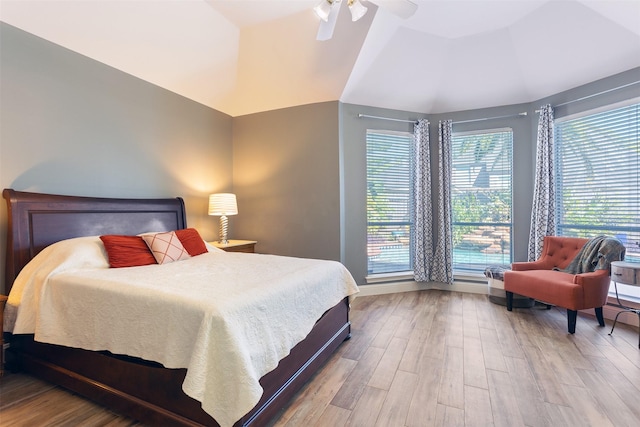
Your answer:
[536,80,640,112]
[358,111,529,125]
[358,113,419,124]
[453,111,527,124]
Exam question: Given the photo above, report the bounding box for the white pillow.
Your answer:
[141,231,191,264]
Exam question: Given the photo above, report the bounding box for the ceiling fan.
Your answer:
[314,0,418,41]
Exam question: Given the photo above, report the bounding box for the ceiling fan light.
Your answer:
[314,0,334,22]
[348,0,367,22]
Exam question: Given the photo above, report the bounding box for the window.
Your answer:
[451,129,513,272]
[555,101,640,299]
[366,130,414,274]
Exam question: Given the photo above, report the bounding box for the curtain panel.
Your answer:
[433,120,454,284]
[413,119,433,282]
[528,104,556,261]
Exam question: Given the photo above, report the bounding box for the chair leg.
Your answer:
[594,307,605,327]
[506,291,513,311]
[567,309,577,334]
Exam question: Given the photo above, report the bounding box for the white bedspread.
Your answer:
[5,237,359,427]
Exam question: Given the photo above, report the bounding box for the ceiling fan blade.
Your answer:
[316,1,342,41]
[372,0,418,19]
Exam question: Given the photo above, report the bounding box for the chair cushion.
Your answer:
[504,270,583,310]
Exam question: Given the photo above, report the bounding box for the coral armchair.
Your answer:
[503,236,617,334]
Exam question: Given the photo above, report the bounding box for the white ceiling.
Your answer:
[1,0,639,117]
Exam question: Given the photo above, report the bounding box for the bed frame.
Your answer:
[2,188,351,426]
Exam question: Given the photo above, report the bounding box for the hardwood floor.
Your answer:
[1,290,639,426]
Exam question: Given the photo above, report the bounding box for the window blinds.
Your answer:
[555,102,640,265]
[366,130,414,274]
[450,129,513,271]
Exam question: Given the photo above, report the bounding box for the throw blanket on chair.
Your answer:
[558,235,626,274]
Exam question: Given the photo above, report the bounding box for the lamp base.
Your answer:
[218,215,229,244]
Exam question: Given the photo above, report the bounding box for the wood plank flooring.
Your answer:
[1,290,639,426]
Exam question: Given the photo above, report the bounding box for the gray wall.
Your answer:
[232,102,341,260]
[340,67,639,285]
[340,104,428,284]
[431,103,534,266]
[0,23,234,293]
[340,102,533,284]
[1,23,638,293]
[536,68,640,122]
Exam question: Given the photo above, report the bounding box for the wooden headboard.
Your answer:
[3,188,186,293]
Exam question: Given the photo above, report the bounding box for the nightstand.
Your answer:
[609,261,640,348]
[210,240,257,253]
[1,294,7,376]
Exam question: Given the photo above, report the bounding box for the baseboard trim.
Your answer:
[357,280,487,297]
[358,280,640,329]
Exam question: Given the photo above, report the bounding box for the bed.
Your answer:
[2,188,358,427]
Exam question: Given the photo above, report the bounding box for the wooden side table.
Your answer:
[609,261,640,348]
[210,240,257,253]
[1,294,7,376]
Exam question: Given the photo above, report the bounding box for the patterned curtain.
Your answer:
[433,120,454,284]
[413,119,433,282]
[528,104,556,261]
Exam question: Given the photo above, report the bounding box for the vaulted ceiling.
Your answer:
[2,0,639,117]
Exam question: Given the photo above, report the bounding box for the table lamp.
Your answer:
[208,193,238,244]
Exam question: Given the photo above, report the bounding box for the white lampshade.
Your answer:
[208,193,238,216]
[348,0,367,22]
[314,0,333,22]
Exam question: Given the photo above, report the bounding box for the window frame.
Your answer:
[450,127,514,274]
[365,129,415,276]
[554,98,640,302]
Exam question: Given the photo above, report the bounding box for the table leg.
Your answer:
[608,281,640,348]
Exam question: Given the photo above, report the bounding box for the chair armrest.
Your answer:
[511,260,553,271]
[573,269,609,286]
[574,270,610,308]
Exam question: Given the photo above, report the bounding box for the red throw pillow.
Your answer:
[100,235,157,268]
[175,228,208,256]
